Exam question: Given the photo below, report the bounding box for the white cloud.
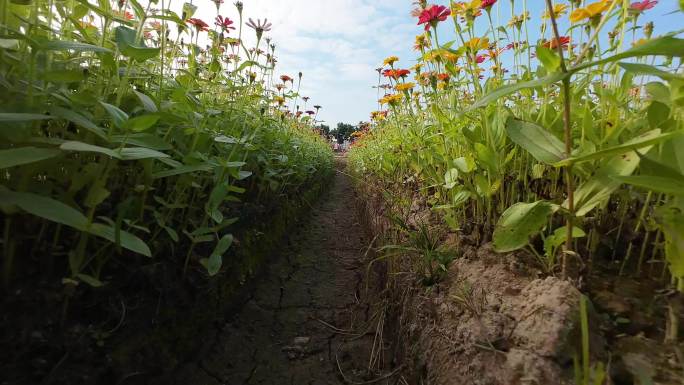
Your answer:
[167,0,419,126]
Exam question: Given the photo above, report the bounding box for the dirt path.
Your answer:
[162,156,389,385]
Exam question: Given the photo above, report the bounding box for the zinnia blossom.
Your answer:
[630,0,657,12]
[417,5,451,31]
[542,3,569,19]
[280,74,293,83]
[215,15,236,32]
[481,0,497,10]
[379,93,403,106]
[463,36,489,52]
[395,82,415,92]
[246,18,272,39]
[542,36,571,49]
[383,56,400,66]
[187,18,209,32]
[569,0,610,23]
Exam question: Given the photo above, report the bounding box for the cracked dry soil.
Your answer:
[157,156,390,385]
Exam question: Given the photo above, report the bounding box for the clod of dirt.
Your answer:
[391,244,604,385]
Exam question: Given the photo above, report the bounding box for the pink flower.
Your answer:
[215,15,236,32]
[475,55,486,63]
[630,0,657,12]
[481,0,497,9]
[417,5,451,31]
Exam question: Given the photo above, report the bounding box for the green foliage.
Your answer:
[349,0,684,296]
[0,0,332,292]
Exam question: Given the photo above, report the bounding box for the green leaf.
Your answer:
[536,45,561,72]
[114,26,160,62]
[118,147,170,160]
[234,60,259,73]
[76,273,104,287]
[39,40,112,53]
[612,175,684,196]
[544,226,586,258]
[0,189,88,229]
[182,2,198,19]
[555,129,682,166]
[568,149,645,216]
[88,223,152,257]
[0,113,52,121]
[133,90,158,112]
[474,143,498,174]
[470,72,567,110]
[152,163,214,179]
[619,62,684,82]
[506,118,565,165]
[110,133,171,150]
[60,141,121,159]
[50,107,107,139]
[658,203,684,279]
[493,201,557,252]
[100,102,129,128]
[122,114,160,131]
[0,147,61,169]
[203,234,233,276]
[444,168,459,189]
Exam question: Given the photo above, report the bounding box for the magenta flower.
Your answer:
[481,0,497,10]
[417,5,451,31]
[215,15,236,32]
[630,0,657,12]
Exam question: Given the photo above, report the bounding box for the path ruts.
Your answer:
[163,156,385,385]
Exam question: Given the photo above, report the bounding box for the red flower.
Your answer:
[417,5,451,31]
[436,73,450,81]
[630,0,657,12]
[481,0,497,9]
[475,55,486,63]
[280,74,293,83]
[543,36,571,49]
[382,69,410,79]
[215,15,236,32]
[506,42,523,50]
[393,69,410,79]
[187,18,209,32]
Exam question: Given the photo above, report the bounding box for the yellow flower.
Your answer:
[436,81,447,90]
[383,55,399,66]
[542,3,569,19]
[379,93,403,106]
[414,34,431,51]
[452,0,482,16]
[463,37,490,52]
[507,11,529,28]
[411,63,424,72]
[569,0,610,23]
[395,82,415,92]
[444,52,460,63]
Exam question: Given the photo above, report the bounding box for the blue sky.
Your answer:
[186,0,681,128]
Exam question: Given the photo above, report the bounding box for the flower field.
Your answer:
[349,0,684,382]
[2,0,684,383]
